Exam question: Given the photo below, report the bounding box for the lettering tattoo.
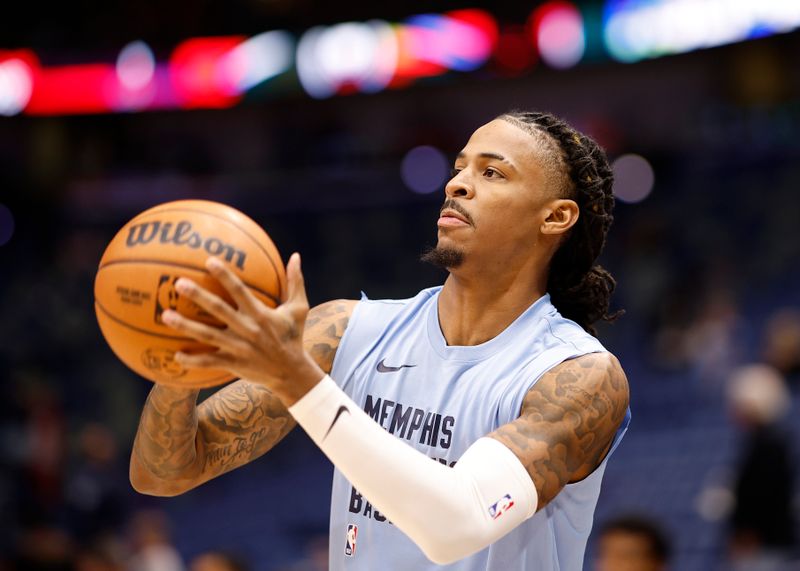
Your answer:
[197,382,292,477]
[195,300,356,477]
[132,299,356,493]
[489,352,629,510]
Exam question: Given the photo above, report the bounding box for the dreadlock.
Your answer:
[499,110,621,336]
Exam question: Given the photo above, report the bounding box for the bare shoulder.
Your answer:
[304,299,359,374]
[489,352,629,508]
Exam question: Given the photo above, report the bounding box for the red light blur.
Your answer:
[447,9,499,49]
[528,0,585,69]
[169,36,246,108]
[390,9,499,86]
[0,49,39,69]
[26,65,116,115]
[494,25,536,74]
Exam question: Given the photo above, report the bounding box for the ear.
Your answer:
[540,199,579,236]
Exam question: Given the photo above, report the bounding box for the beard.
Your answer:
[420,244,465,269]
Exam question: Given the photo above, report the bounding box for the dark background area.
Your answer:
[2,2,800,570]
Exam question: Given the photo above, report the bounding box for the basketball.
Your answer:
[94,200,286,388]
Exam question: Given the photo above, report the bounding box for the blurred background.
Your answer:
[1,1,800,570]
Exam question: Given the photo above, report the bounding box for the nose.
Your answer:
[444,171,474,199]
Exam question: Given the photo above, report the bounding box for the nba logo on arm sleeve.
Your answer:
[488,494,515,520]
[345,524,358,557]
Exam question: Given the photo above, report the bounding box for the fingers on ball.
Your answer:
[176,278,240,325]
[206,257,259,312]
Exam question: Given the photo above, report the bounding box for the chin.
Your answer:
[421,245,465,269]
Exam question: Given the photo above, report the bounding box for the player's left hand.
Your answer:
[160,253,324,405]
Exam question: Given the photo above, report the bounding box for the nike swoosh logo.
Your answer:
[324,405,350,439]
[376,359,417,373]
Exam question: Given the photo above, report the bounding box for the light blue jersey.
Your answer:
[328,286,630,571]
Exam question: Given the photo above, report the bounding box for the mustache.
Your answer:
[440,199,475,226]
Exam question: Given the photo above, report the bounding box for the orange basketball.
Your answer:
[94,200,286,388]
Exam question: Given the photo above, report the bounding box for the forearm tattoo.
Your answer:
[197,381,295,477]
[490,352,629,509]
[132,299,356,485]
[133,385,202,479]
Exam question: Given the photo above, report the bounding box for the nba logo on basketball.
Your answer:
[345,524,358,556]
[488,494,514,520]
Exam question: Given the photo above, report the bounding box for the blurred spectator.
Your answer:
[650,287,745,386]
[20,375,67,511]
[188,552,249,571]
[127,511,184,571]
[13,525,75,571]
[64,423,129,540]
[727,364,796,570]
[762,309,800,382]
[593,515,670,571]
[274,535,327,571]
[74,538,127,571]
[682,290,744,386]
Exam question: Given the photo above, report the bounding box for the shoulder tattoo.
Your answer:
[489,352,629,509]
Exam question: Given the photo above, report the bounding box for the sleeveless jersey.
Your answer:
[328,286,630,571]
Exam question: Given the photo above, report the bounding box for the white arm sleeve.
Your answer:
[288,376,539,564]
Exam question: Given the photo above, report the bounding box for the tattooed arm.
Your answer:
[488,352,629,510]
[129,299,357,496]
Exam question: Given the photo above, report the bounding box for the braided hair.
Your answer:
[499,111,621,336]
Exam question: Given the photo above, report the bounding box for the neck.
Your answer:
[437,262,548,346]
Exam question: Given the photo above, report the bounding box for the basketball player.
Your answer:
[130,111,631,570]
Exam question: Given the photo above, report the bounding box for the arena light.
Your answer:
[401,145,449,194]
[169,36,246,108]
[111,41,158,111]
[296,10,498,98]
[395,9,498,79]
[26,64,117,115]
[611,153,654,203]
[117,41,156,91]
[297,21,397,99]
[220,30,294,95]
[604,0,800,63]
[530,1,585,69]
[0,58,34,116]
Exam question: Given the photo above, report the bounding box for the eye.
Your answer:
[449,168,462,178]
[484,167,503,179]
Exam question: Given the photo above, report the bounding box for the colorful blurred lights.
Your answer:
[531,1,585,70]
[8,1,799,116]
[604,0,800,63]
[297,21,397,99]
[169,36,246,108]
[612,154,654,204]
[0,59,34,116]
[297,11,497,98]
[221,30,294,94]
[404,11,497,73]
[401,145,449,194]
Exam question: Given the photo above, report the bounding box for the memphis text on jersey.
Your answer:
[348,393,456,523]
